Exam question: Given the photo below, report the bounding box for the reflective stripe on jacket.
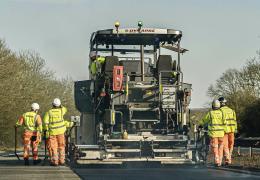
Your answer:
[90,61,97,75]
[16,111,42,132]
[43,106,67,136]
[220,106,237,133]
[199,109,225,138]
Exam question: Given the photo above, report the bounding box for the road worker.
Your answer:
[16,103,42,165]
[44,112,73,163]
[199,99,226,167]
[43,98,73,166]
[89,51,105,79]
[218,97,237,166]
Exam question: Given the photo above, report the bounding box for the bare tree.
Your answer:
[207,51,260,136]
[0,39,79,148]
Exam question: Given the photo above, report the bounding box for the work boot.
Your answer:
[24,159,29,166]
[50,162,58,166]
[214,163,221,167]
[59,162,66,166]
[33,159,42,165]
[224,162,230,167]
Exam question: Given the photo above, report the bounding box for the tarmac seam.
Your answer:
[207,165,260,176]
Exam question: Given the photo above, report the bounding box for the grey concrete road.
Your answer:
[0,166,80,180]
[0,156,80,180]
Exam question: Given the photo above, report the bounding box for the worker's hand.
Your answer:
[235,132,240,138]
[38,134,42,142]
[46,131,49,138]
[198,125,203,131]
[15,124,21,127]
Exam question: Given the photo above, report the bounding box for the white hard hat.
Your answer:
[212,99,220,109]
[53,98,61,107]
[31,103,40,111]
[89,51,97,58]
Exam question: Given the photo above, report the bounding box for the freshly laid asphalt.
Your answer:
[0,155,259,180]
[72,165,260,180]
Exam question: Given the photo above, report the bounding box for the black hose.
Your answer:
[14,126,20,160]
[65,125,76,157]
[95,96,104,112]
[43,130,48,161]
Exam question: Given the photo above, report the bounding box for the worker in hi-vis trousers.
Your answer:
[218,97,237,165]
[16,103,42,165]
[43,98,73,166]
[199,99,226,167]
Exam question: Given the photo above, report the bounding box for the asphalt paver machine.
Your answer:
[72,22,199,165]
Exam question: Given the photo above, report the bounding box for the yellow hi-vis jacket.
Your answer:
[220,106,237,133]
[89,56,105,75]
[199,109,226,138]
[16,111,42,133]
[43,106,73,136]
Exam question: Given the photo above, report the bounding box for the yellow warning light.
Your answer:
[115,21,120,28]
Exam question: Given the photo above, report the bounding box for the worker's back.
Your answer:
[220,106,237,133]
[200,109,225,138]
[44,106,67,136]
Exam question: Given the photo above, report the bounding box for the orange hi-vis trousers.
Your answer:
[23,131,40,160]
[223,133,235,164]
[210,137,224,165]
[46,138,52,158]
[49,134,65,165]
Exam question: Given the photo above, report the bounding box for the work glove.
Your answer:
[15,123,21,127]
[198,125,203,130]
[38,132,42,142]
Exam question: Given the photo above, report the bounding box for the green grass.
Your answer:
[232,151,260,169]
[207,150,260,169]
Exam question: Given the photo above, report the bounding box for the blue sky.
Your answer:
[0,0,260,107]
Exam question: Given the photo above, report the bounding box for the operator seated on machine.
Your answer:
[89,51,105,79]
[169,71,178,84]
[169,60,178,84]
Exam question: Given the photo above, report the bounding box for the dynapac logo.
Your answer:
[125,28,155,33]
[113,28,167,34]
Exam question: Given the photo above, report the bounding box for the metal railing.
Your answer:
[195,132,260,159]
[235,137,260,157]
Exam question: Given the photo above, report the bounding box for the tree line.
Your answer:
[208,51,260,137]
[0,39,79,148]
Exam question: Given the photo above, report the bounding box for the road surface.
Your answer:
[0,155,259,180]
[72,165,260,180]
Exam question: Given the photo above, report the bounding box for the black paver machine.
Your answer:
[72,22,199,165]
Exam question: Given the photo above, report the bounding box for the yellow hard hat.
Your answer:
[115,21,120,28]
